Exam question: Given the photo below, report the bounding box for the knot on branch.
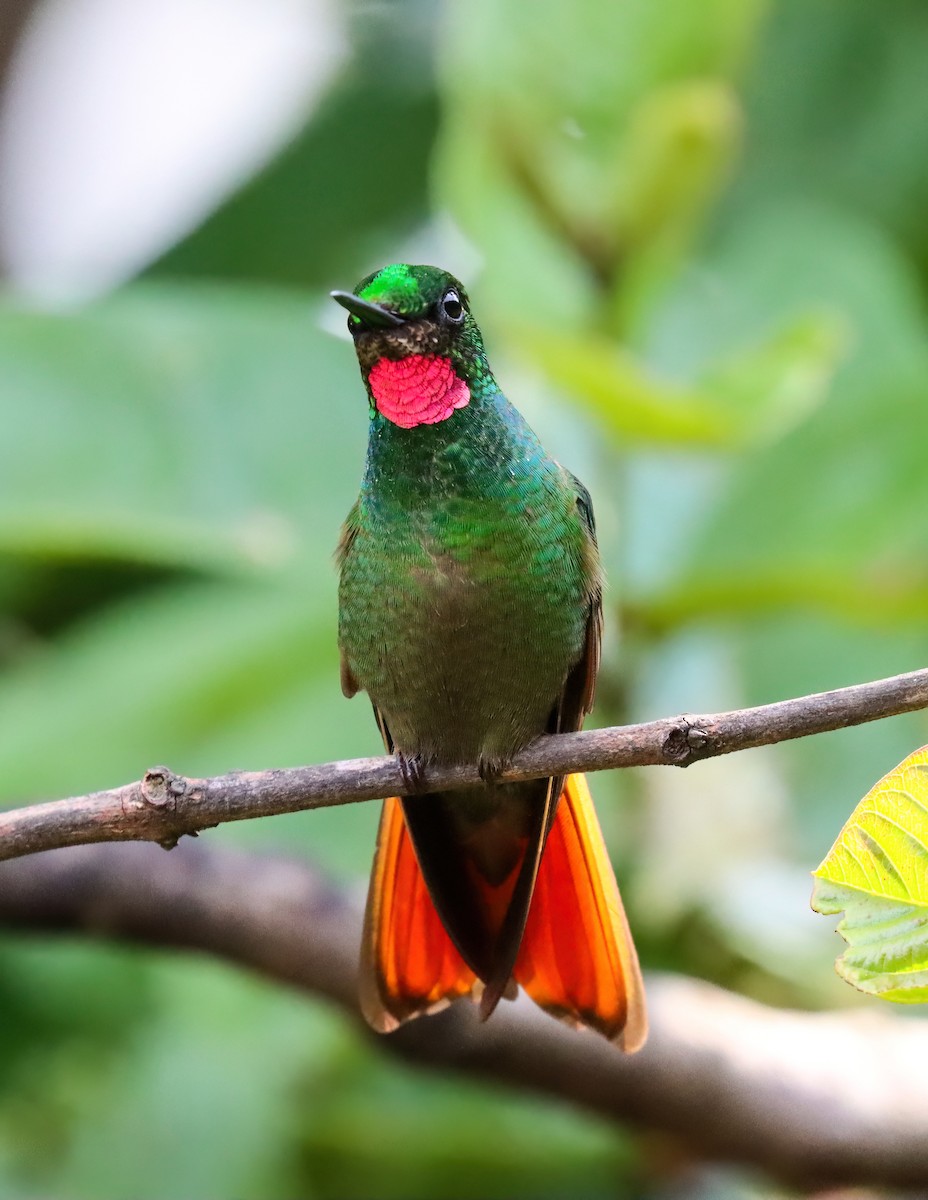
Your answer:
[662,719,714,767]
[142,765,187,808]
[141,766,193,851]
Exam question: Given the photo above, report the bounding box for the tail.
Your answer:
[359,796,478,1031]
[514,774,647,1050]
[359,774,647,1050]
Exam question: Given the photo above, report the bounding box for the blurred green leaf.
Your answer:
[736,0,928,269]
[0,579,331,800]
[0,942,155,1192]
[436,0,765,321]
[56,960,341,1200]
[0,568,381,874]
[0,284,363,573]
[628,570,928,638]
[512,311,844,448]
[812,744,928,1002]
[298,1040,634,1200]
[620,82,741,252]
[634,201,928,632]
[612,79,742,330]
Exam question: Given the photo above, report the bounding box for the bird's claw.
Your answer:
[397,751,425,793]
[478,756,506,784]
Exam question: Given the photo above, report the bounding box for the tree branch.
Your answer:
[1,840,927,1188]
[1,667,927,862]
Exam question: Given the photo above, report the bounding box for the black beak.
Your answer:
[330,290,404,329]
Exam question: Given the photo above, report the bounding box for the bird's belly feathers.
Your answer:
[339,510,590,765]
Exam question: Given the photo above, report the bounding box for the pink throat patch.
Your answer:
[368,354,470,429]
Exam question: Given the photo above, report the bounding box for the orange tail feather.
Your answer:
[360,779,647,1052]
[514,774,647,1051]
[360,797,478,1032]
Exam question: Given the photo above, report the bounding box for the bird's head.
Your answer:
[331,264,489,429]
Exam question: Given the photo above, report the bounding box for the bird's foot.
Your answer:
[396,751,425,793]
[477,756,508,785]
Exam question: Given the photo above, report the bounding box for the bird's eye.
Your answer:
[441,289,464,323]
[347,314,362,332]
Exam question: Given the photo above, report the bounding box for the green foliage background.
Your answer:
[2,1,928,1196]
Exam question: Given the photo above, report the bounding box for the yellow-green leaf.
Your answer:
[511,313,846,449]
[811,745,928,1002]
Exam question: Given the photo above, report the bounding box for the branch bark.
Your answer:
[1,840,927,1189]
[2,666,928,862]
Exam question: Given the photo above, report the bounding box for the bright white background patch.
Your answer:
[0,0,346,303]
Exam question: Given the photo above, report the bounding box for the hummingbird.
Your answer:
[332,264,646,1050]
